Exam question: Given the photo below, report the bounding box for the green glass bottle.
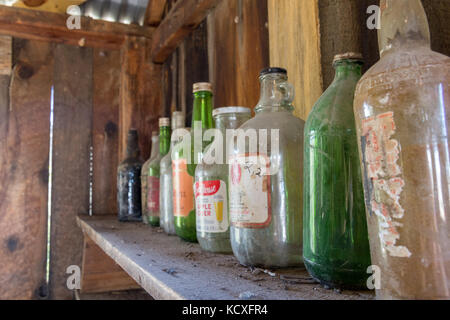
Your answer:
[147,118,171,227]
[303,53,371,289]
[173,82,214,242]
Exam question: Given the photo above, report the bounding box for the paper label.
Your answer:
[172,159,194,217]
[195,180,228,233]
[229,153,271,228]
[147,176,160,216]
[362,112,411,258]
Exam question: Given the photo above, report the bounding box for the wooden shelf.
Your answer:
[77,216,374,300]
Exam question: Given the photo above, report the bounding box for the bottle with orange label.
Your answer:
[228,68,305,267]
[195,107,252,253]
[172,83,214,242]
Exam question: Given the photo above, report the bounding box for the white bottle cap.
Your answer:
[213,106,251,117]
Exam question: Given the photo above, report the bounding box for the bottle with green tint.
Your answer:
[303,53,371,289]
[141,132,159,225]
[173,82,214,242]
[147,118,171,227]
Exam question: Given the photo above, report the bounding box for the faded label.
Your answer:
[362,112,411,258]
[195,180,228,233]
[229,154,271,228]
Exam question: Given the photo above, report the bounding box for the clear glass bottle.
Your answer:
[229,68,305,267]
[354,0,450,299]
[147,118,171,227]
[160,111,186,235]
[303,53,371,289]
[195,107,252,253]
[117,129,143,222]
[173,83,214,242]
[141,132,159,225]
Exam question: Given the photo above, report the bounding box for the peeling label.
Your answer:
[362,112,411,258]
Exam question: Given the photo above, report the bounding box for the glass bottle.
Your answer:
[173,82,214,242]
[117,129,143,222]
[195,107,252,253]
[146,118,171,227]
[160,111,186,235]
[229,68,304,267]
[354,0,450,299]
[141,132,159,225]
[303,53,371,289]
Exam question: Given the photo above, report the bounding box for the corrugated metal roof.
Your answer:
[80,0,149,26]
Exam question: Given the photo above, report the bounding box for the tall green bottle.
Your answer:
[303,53,371,289]
[173,83,214,242]
[147,118,171,227]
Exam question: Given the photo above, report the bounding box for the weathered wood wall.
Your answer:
[269,0,450,121]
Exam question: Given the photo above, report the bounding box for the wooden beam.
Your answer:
[144,0,167,26]
[0,6,154,50]
[268,0,323,121]
[151,0,221,63]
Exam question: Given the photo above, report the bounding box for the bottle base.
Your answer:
[304,257,369,290]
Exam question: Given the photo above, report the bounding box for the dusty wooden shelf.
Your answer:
[77,216,374,300]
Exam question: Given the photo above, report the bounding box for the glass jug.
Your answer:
[229,68,305,267]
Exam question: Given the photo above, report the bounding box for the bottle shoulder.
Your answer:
[241,111,305,132]
[356,47,450,98]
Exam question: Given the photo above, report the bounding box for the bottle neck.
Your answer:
[150,136,159,159]
[333,60,362,81]
[192,91,214,129]
[378,0,430,57]
[256,73,294,113]
[159,126,171,156]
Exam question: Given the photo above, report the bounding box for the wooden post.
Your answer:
[268,0,323,121]
[50,44,93,300]
[0,39,52,299]
[119,37,162,162]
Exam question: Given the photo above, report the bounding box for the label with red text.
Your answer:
[195,180,228,233]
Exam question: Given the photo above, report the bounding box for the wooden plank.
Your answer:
[92,49,120,215]
[209,0,269,111]
[182,20,209,122]
[81,236,140,293]
[268,0,323,121]
[50,44,93,299]
[14,1,87,14]
[77,216,374,300]
[119,37,162,161]
[0,36,12,75]
[0,6,154,50]
[0,39,53,299]
[144,0,168,26]
[151,0,221,63]
[423,0,450,57]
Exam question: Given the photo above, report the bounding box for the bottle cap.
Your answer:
[213,106,251,117]
[152,131,158,137]
[193,82,213,93]
[260,67,287,77]
[333,52,363,63]
[171,111,185,130]
[159,117,170,127]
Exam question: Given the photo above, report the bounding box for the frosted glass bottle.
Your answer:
[141,132,159,225]
[195,107,252,253]
[354,0,450,299]
[160,112,186,235]
[229,68,304,267]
